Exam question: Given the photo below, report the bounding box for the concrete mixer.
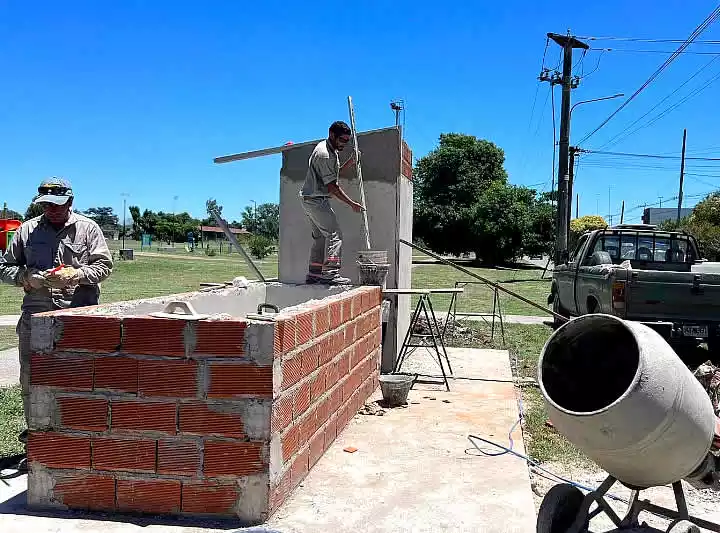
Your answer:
[537,314,720,533]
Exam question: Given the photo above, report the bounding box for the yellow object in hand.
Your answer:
[45,266,81,289]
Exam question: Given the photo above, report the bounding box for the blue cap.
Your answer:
[33,177,74,205]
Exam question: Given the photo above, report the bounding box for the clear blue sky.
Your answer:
[2,1,719,225]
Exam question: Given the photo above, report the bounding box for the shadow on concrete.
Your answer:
[0,489,285,532]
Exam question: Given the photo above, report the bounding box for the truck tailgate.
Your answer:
[626,270,720,321]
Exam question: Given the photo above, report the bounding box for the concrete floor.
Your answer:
[0,347,535,533]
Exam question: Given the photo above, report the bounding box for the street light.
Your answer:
[120,193,130,250]
[249,199,257,231]
[570,93,624,117]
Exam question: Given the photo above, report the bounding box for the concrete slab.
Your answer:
[0,348,535,533]
[0,347,19,387]
[0,315,20,327]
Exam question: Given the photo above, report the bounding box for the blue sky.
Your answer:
[1,1,719,225]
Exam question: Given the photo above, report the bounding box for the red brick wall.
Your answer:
[26,285,381,523]
[402,140,413,180]
[268,287,382,512]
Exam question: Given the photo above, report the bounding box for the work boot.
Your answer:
[306,274,351,286]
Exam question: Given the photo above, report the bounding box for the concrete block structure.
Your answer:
[25,283,382,524]
[278,127,413,372]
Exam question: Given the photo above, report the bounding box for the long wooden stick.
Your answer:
[347,96,371,250]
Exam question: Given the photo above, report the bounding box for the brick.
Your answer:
[291,447,309,488]
[300,344,319,376]
[208,362,273,398]
[274,317,297,355]
[341,297,352,324]
[138,359,197,398]
[314,305,330,335]
[282,424,300,461]
[296,311,313,345]
[56,315,121,353]
[111,400,177,434]
[272,393,293,433]
[329,301,343,330]
[57,396,108,431]
[309,431,324,468]
[93,437,156,473]
[94,356,138,393]
[324,416,337,451]
[157,439,200,475]
[182,480,239,515]
[351,295,362,318]
[117,479,181,514]
[179,402,243,437]
[194,320,246,356]
[329,386,342,413]
[368,288,382,308]
[326,361,339,389]
[299,409,317,446]
[316,397,331,426]
[293,381,311,418]
[310,367,326,402]
[28,432,91,469]
[342,377,355,404]
[54,473,116,511]
[281,354,303,390]
[349,344,361,371]
[122,316,187,356]
[344,322,356,348]
[375,326,383,350]
[269,469,292,513]
[31,354,93,390]
[203,441,265,477]
[361,291,372,313]
[337,350,350,378]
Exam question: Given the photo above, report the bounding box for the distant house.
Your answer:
[199,225,251,242]
[642,208,693,225]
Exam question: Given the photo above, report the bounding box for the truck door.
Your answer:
[557,233,590,314]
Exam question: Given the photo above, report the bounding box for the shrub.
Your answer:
[248,235,274,259]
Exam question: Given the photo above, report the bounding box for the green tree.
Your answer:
[674,191,720,260]
[1,208,24,221]
[83,207,119,230]
[413,133,550,263]
[25,202,44,220]
[242,203,279,239]
[569,215,608,248]
[247,235,274,259]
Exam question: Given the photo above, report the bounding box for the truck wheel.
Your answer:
[552,296,569,329]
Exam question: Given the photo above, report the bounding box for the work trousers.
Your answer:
[301,196,342,280]
[17,312,31,427]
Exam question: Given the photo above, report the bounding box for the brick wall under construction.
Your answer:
[25,284,382,524]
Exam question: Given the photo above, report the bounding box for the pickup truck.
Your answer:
[548,224,720,354]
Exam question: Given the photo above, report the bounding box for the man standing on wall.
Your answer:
[300,120,365,285]
[0,178,114,449]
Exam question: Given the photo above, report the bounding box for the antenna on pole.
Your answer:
[390,100,404,129]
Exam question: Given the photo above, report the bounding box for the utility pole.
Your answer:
[120,193,130,250]
[620,200,625,224]
[677,128,687,223]
[541,32,588,264]
[576,194,579,218]
[566,146,578,244]
[659,196,663,208]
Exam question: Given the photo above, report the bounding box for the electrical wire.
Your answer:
[597,54,720,150]
[577,5,720,146]
[578,36,720,44]
[578,49,604,80]
[581,149,720,161]
[589,47,720,55]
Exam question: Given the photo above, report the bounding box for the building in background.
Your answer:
[642,207,693,225]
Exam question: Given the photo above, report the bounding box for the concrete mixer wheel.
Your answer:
[537,483,588,533]
[666,519,701,533]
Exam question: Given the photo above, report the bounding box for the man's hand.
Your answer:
[20,268,47,290]
[44,266,81,289]
[350,201,365,213]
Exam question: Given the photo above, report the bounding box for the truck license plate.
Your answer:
[683,325,708,338]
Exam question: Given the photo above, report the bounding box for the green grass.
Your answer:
[0,326,16,351]
[0,385,24,457]
[412,263,552,317]
[447,322,589,466]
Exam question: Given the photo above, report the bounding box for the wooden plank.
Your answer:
[213,139,320,164]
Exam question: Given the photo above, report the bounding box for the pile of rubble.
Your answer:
[693,360,720,416]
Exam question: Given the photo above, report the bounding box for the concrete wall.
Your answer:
[278,127,412,372]
[25,285,382,523]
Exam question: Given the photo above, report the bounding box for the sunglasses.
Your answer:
[38,186,71,196]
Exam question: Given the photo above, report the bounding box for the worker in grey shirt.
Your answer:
[300,120,364,285]
[0,177,113,446]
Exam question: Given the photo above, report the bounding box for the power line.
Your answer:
[581,149,720,161]
[589,47,720,55]
[577,5,720,146]
[577,36,720,44]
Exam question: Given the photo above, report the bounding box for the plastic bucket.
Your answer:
[379,373,416,407]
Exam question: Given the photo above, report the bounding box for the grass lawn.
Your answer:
[0,326,16,351]
[447,322,589,466]
[412,263,552,317]
[0,385,23,457]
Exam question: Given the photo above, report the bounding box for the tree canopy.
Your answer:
[241,203,280,240]
[661,191,720,260]
[413,133,554,264]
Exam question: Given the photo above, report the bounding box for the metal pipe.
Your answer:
[398,239,567,322]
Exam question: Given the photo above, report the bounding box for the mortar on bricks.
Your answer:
[357,250,390,289]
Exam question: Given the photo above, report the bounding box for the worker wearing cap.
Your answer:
[0,177,113,445]
[300,120,364,285]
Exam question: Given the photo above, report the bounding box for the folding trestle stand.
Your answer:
[394,291,452,391]
[538,475,720,533]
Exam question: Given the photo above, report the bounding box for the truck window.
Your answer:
[569,234,589,262]
[620,234,638,260]
[590,235,620,261]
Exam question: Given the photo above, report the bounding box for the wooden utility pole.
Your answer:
[620,201,625,224]
[541,33,588,264]
[677,128,687,223]
[566,146,578,244]
[576,194,579,218]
